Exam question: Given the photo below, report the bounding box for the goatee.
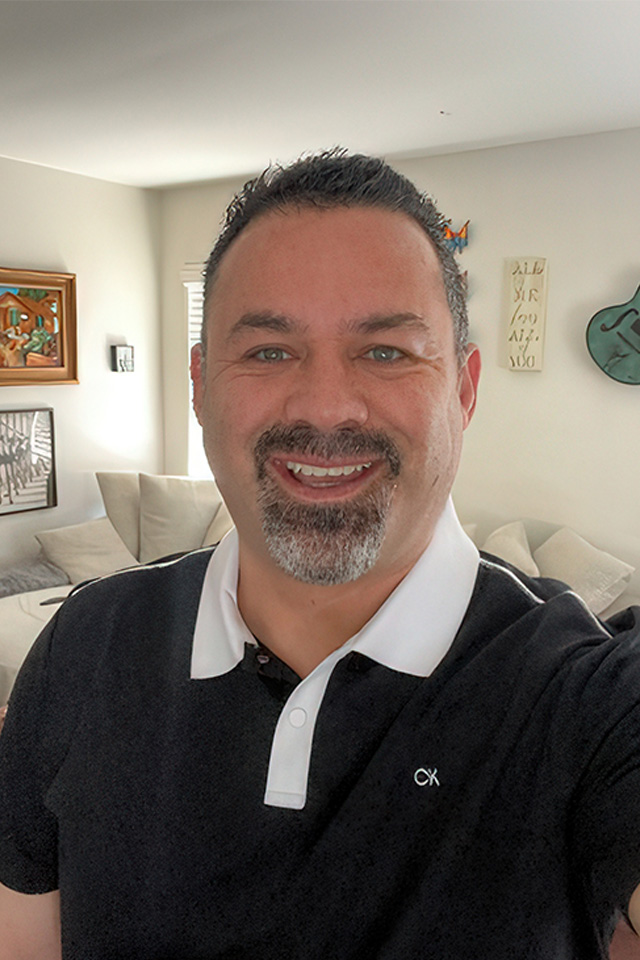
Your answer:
[254,424,401,585]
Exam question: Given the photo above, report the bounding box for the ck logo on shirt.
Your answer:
[414,767,440,787]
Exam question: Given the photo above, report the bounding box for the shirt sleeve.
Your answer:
[0,589,97,894]
[569,610,640,920]
[0,560,201,898]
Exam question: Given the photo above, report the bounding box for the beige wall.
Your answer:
[0,157,163,567]
[158,129,640,592]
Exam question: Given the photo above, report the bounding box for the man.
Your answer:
[1,150,639,959]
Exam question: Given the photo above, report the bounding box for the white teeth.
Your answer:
[285,460,372,478]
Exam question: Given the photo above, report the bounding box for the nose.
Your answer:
[283,352,369,431]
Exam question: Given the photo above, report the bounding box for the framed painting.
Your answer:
[0,408,57,515]
[0,267,77,385]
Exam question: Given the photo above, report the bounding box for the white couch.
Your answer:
[0,472,234,702]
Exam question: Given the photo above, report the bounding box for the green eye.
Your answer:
[253,347,291,362]
[366,345,404,362]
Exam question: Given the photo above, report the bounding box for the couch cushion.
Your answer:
[534,527,635,615]
[201,500,234,547]
[36,517,138,584]
[482,521,539,577]
[96,471,141,558]
[138,473,226,563]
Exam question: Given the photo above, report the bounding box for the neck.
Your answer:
[236,542,423,678]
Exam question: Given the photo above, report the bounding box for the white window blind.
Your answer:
[186,282,204,353]
[182,266,210,479]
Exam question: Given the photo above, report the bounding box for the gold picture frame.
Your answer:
[0,267,78,385]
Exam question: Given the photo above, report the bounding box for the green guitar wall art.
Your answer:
[586,284,640,384]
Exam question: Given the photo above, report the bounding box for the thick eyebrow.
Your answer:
[225,312,304,343]
[348,313,430,335]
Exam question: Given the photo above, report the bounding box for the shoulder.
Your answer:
[475,550,617,634]
[60,546,214,623]
[21,547,215,693]
[468,551,640,670]
[455,557,640,795]
[469,551,640,699]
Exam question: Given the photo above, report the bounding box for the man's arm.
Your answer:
[0,883,61,960]
[629,883,640,935]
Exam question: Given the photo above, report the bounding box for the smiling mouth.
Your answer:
[285,460,373,478]
[270,457,379,494]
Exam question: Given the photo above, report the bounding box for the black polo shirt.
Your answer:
[1,548,640,959]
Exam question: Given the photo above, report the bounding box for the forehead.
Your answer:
[207,205,451,333]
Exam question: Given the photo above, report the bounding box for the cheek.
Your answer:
[377,381,453,443]
[202,378,274,473]
[388,389,463,476]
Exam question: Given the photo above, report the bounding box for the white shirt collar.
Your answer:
[191,497,479,681]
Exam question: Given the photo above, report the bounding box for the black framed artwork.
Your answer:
[0,408,57,515]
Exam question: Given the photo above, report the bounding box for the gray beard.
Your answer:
[254,425,400,586]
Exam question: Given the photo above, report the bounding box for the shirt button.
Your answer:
[288,707,307,728]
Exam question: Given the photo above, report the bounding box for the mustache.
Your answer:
[254,424,401,478]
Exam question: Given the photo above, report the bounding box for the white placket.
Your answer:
[263,645,352,809]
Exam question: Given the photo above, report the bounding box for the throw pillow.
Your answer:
[482,521,539,577]
[36,517,139,584]
[534,527,634,615]
[138,473,226,563]
[201,499,234,547]
[96,471,141,558]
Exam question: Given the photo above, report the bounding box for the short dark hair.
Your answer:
[202,148,468,360]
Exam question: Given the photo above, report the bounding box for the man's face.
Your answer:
[192,205,480,584]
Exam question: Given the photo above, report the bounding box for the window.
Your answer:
[182,266,210,479]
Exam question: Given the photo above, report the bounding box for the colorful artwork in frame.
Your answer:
[0,408,57,516]
[0,267,77,385]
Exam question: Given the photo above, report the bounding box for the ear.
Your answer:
[457,344,481,429]
[190,343,205,425]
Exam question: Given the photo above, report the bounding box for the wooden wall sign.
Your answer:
[505,258,548,372]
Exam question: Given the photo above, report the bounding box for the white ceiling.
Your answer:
[1,0,640,188]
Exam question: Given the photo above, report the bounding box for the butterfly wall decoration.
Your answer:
[443,220,470,255]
